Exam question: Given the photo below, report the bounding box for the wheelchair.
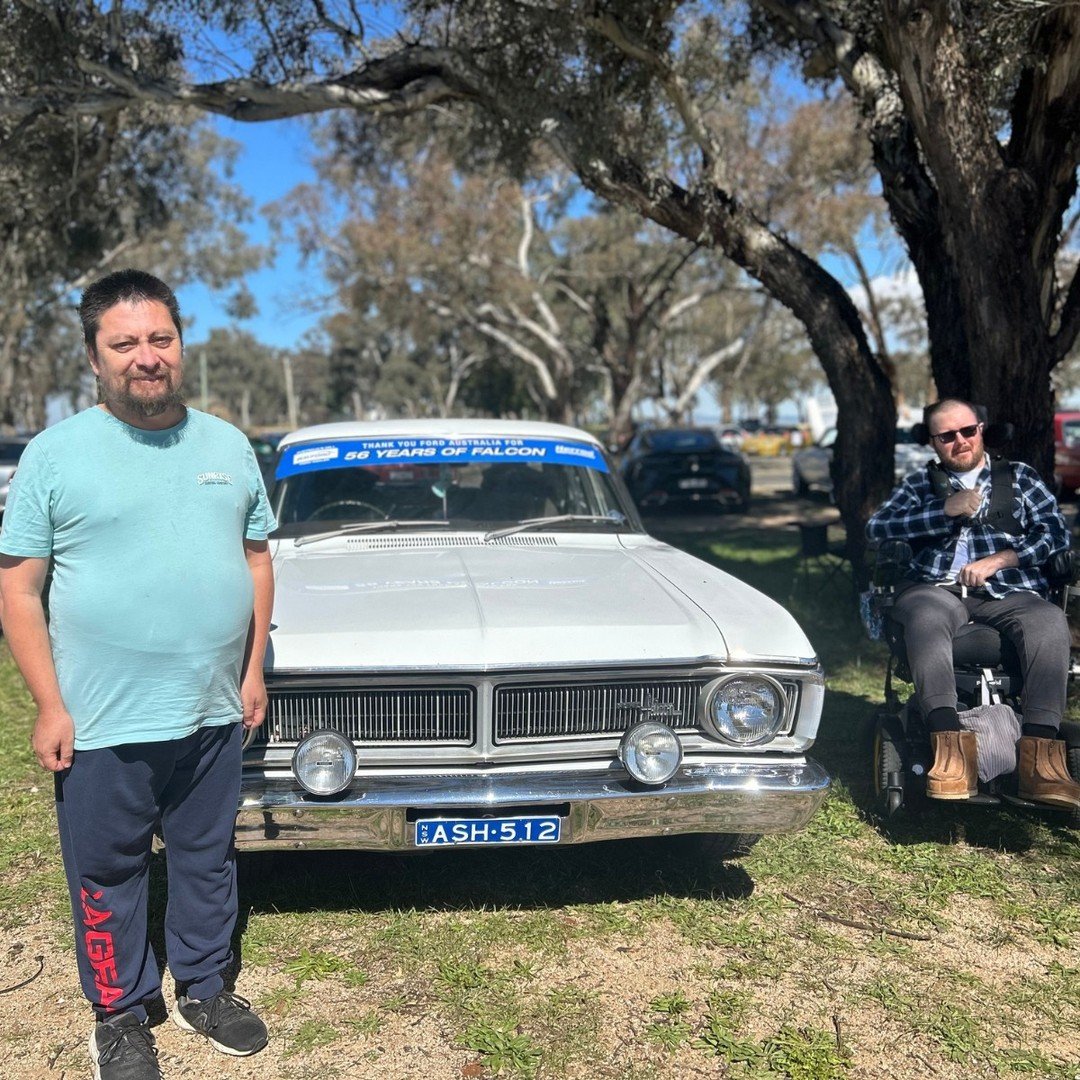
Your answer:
[866,541,1080,829]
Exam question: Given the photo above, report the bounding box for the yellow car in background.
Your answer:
[741,426,811,456]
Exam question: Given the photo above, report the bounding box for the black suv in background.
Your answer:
[620,427,751,513]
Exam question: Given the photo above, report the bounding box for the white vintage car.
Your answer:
[236,419,829,856]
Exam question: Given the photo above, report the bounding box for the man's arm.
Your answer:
[240,539,274,731]
[0,555,74,771]
[1008,464,1070,568]
[961,464,1067,586]
[865,470,957,544]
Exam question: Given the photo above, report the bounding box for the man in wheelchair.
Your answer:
[866,398,1080,809]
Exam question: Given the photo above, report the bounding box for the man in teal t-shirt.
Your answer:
[0,270,275,1080]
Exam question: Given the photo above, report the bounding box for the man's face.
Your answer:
[89,300,184,424]
[928,403,985,472]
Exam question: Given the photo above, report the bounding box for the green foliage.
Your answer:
[281,948,362,986]
[287,1019,339,1055]
[458,1022,543,1078]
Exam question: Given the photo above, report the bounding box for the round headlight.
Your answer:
[292,730,357,796]
[707,676,785,746]
[618,721,682,785]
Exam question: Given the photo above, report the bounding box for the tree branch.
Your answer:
[671,336,746,416]
[585,10,727,186]
[757,0,939,233]
[433,302,559,400]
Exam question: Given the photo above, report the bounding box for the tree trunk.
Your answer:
[880,0,1060,479]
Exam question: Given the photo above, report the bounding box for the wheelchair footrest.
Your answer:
[998,792,1061,812]
[966,792,1001,806]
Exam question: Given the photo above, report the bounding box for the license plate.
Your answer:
[678,477,710,489]
[414,815,562,847]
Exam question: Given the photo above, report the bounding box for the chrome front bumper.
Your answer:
[234,757,830,850]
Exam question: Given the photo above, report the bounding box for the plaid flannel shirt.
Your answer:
[865,456,1068,598]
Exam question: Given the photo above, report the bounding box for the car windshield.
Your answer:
[271,434,639,538]
[645,430,720,452]
[0,440,28,462]
[1061,419,1080,449]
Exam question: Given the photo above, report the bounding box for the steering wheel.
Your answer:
[309,499,389,521]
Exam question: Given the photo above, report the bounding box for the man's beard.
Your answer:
[101,373,185,419]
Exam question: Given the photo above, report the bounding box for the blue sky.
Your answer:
[176,116,328,350]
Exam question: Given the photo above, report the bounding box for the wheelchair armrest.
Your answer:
[1046,549,1078,588]
[871,539,913,592]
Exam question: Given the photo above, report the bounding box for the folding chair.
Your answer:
[793,520,851,593]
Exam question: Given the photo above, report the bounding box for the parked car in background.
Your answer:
[235,419,829,858]
[716,425,746,451]
[791,428,836,495]
[892,426,938,479]
[1054,411,1080,496]
[621,427,751,512]
[0,436,33,525]
[792,427,935,497]
[248,430,287,489]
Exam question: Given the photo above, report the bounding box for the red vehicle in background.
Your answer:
[1054,411,1080,496]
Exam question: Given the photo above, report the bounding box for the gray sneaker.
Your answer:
[89,1012,162,1080]
[172,990,268,1056]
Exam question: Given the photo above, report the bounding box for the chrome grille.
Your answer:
[256,686,475,745]
[495,679,702,741]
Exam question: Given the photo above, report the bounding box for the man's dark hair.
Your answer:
[79,269,183,355]
[923,398,988,430]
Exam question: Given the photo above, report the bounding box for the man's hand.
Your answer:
[944,489,982,518]
[240,668,267,730]
[958,550,1019,587]
[31,707,75,772]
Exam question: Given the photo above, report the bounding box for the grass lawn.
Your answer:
[1,520,1078,1079]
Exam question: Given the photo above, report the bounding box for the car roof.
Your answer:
[278,418,605,449]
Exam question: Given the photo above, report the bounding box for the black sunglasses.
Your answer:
[930,423,982,444]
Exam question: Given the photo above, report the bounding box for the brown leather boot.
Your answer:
[927,730,978,800]
[1017,736,1080,809]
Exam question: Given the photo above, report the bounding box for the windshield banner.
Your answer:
[276,436,608,479]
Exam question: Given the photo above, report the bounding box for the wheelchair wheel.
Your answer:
[872,716,907,817]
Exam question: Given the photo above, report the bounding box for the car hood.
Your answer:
[266,534,815,672]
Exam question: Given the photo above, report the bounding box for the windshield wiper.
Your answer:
[294,520,450,547]
[483,514,626,543]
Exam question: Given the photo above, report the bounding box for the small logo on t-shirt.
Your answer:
[197,471,233,485]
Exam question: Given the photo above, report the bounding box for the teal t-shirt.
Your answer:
[0,407,277,750]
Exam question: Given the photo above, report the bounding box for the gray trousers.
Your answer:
[891,583,1070,730]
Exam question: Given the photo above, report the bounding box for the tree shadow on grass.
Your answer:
[232,834,755,920]
[140,836,757,993]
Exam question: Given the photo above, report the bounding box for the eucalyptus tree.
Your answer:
[6,0,1077,564]
[281,144,770,436]
[0,2,264,429]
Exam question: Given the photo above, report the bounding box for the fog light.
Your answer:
[618,721,682,785]
[292,730,357,795]
[707,675,785,746]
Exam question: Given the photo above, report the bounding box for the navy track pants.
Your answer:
[54,722,242,1020]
